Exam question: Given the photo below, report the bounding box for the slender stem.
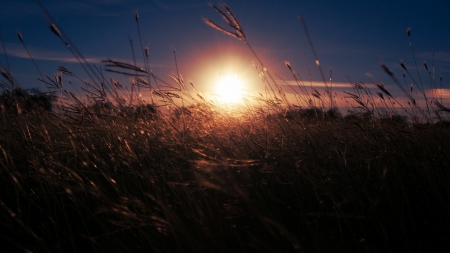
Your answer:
[299,16,330,108]
[245,41,288,107]
[135,14,155,106]
[0,29,13,88]
[19,35,44,81]
[35,0,103,90]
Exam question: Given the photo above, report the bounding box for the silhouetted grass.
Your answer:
[0,2,449,253]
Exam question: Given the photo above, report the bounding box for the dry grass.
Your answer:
[0,2,449,253]
[1,104,449,252]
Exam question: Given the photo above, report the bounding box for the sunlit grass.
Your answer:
[0,2,449,253]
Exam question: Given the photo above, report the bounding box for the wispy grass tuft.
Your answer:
[0,2,449,253]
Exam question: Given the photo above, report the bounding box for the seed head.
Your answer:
[299,16,306,25]
[17,32,23,43]
[204,4,246,42]
[284,61,292,71]
[381,63,393,76]
[56,72,62,86]
[399,60,407,70]
[423,60,428,71]
[50,24,61,38]
[145,46,149,57]
[407,27,411,37]
[376,83,392,97]
[203,18,242,41]
[59,65,74,76]
[1,68,13,83]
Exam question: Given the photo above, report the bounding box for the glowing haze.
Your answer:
[214,74,245,104]
[0,0,449,107]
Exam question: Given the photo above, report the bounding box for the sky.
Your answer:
[1,0,449,108]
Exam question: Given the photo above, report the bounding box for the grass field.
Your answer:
[1,3,450,253]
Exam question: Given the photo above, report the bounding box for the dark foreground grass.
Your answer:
[1,2,450,252]
[0,106,449,252]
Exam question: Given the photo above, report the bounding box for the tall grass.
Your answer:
[0,2,449,253]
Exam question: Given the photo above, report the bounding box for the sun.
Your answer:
[215,74,244,104]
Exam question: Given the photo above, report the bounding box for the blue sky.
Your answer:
[1,0,449,105]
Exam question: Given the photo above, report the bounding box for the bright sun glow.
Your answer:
[215,74,244,104]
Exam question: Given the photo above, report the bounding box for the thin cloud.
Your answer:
[383,52,450,75]
[2,42,173,69]
[428,89,450,99]
[365,72,375,79]
[279,79,353,88]
[418,51,450,63]
[3,43,103,63]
